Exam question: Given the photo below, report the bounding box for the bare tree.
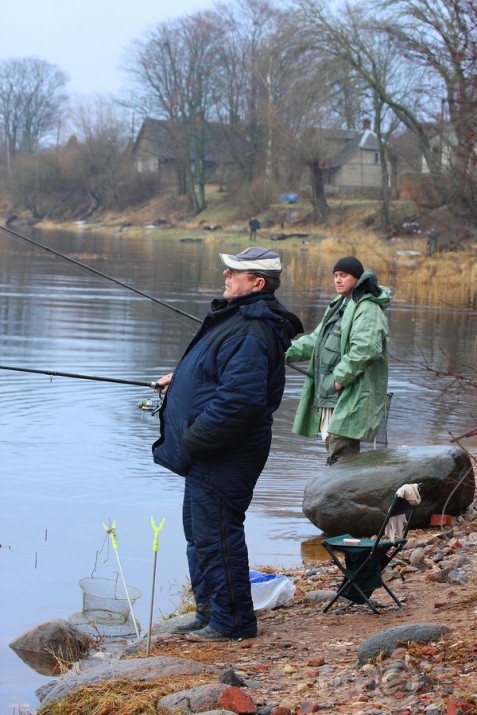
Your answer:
[8,99,133,220]
[128,0,289,193]
[288,0,427,223]
[213,0,285,184]
[381,0,477,216]
[7,152,54,219]
[0,57,68,173]
[128,12,224,213]
[215,0,336,193]
[325,61,370,131]
[68,98,132,215]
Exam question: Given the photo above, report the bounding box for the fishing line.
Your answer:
[0,224,311,378]
[438,464,475,540]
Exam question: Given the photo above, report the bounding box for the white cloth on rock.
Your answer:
[385,483,421,541]
[396,483,422,505]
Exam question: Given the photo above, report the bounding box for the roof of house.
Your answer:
[134,118,382,171]
[133,119,180,160]
[133,118,232,163]
[326,128,380,169]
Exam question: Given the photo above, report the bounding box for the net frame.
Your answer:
[68,576,142,637]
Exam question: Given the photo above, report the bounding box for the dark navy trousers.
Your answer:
[182,477,257,639]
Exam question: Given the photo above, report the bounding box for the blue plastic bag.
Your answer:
[249,570,295,610]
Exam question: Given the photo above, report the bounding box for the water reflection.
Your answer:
[300,535,330,564]
[9,649,66,677]
[0,228,475,712]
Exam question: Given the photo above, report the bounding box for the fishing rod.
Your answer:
[450,427,477,442]
[0,224,311,378]
[0,364,158,388]
[0,224,201,325]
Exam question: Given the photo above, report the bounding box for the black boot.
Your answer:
[172,613,209,633]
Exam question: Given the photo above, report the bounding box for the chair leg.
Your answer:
[381,582,404,609]
[324,580,404,614]
[346,585,381,614]
[322,591,342,613]
[323,579,381,615]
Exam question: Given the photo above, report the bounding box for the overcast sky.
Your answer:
[1,0,217,97]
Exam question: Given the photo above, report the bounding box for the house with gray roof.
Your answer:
[132,118,237,186]
[133,117,385,197]
[322,120,384,195]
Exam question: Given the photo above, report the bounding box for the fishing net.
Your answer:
[69,576,142,637]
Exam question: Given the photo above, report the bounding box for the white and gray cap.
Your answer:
[220,247,282,277]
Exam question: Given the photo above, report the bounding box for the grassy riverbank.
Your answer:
[29,191,477,309]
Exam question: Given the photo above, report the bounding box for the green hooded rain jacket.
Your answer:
[285,270,392,442]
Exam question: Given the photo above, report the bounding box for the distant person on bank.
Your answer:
[249,217,260,241]
[285,256,392,464]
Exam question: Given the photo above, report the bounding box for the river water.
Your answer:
[0,228,475,712]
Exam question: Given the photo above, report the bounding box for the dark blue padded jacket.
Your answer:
[152,290,303,504]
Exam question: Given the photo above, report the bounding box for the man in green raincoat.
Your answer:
[285,256,391,464]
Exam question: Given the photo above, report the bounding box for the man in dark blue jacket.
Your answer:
[152,247,303,641]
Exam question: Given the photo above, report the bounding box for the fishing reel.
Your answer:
[137,392,163,416]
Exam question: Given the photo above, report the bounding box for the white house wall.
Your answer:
[333,150,383,189]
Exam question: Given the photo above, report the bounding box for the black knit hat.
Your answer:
[332,256,364,279]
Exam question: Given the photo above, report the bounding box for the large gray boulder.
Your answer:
[302,445,475,537]
[357,624,450,664]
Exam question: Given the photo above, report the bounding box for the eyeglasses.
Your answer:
[225,267,263,278]
[226,268,258,277]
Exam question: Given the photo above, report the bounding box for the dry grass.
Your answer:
[147,638,241,665]
[36,635,255,715]
[37,625,244,715]
[36,674,217,715]
[36,582,224,715]
[279,233,477,308]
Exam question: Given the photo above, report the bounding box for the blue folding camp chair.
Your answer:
[322,483,423,614]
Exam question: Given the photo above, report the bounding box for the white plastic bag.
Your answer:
[249,570,295,610]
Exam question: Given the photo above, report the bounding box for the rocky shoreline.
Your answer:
[24,492,477,715]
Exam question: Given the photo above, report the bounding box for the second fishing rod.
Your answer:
[0,224,311,379]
